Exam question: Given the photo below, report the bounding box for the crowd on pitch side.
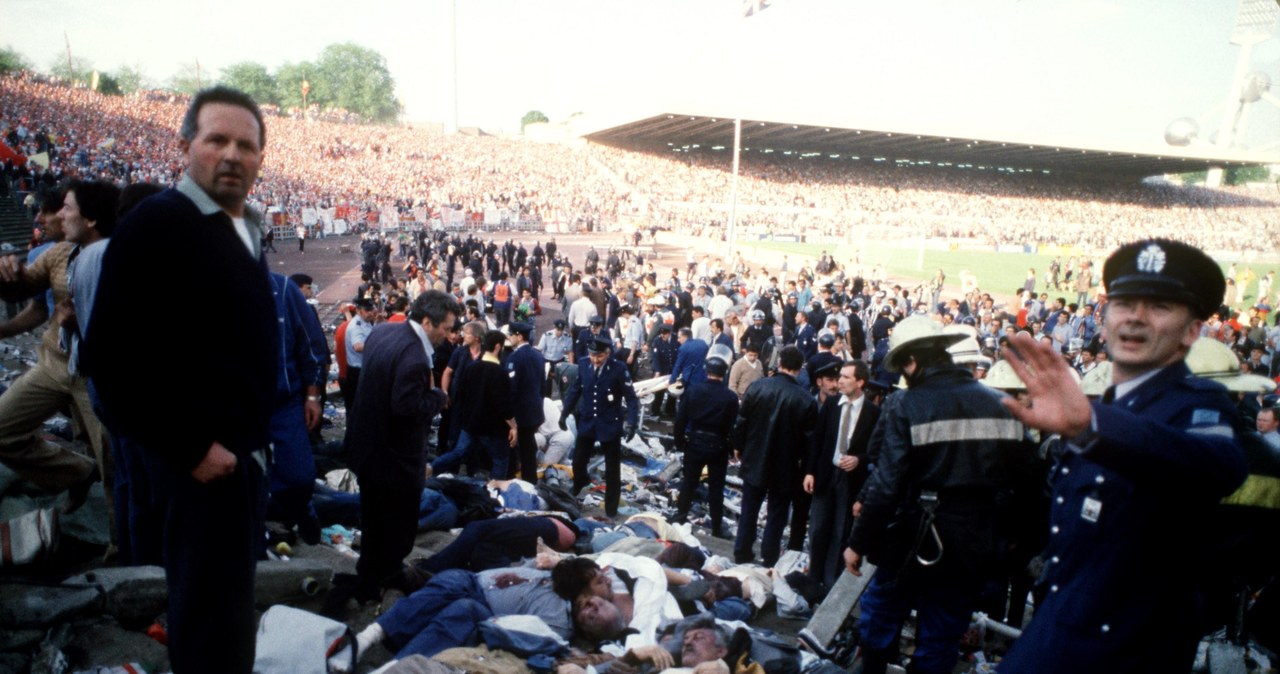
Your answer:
[6,71,1280,258]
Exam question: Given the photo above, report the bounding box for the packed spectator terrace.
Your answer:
[4,71,1279,256]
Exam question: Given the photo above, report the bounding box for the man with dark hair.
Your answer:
[803,360,879,588]
[452,329,517,479]
[506,321,546,483]
[843,316,1033,674]
[84,88,278,674]
[998,240,1246,673]
[0,179,119,527]
[671,354,739,537]
[731,345,817,565]
[346,289,459,604]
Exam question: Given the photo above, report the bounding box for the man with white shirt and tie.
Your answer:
[803,360,880,588]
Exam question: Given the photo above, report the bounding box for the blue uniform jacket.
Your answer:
[506,343,546,428]
[1000,361,1246,674]
[794,324,817,360]
[650,334,678,375]
[562,358,639,443]
[670,338,709,386]
[573,327,613,362]
[269,273,327,405]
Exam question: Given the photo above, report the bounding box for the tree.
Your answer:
[0,46,31,75]
[49,55,95,86]
[1224,165,1272,186]
[274,61,314,111]
[95,72,123,96]
[521,110,550,131]
[220,61,278,106]
[115,64,149,94]
[168,61,207,95]
[311,43,401,122]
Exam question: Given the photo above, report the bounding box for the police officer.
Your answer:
[649,324,678,417]
[997,239,1247,674]
[506,322,546,484]
[572,315,612,364]
[670,352,739,538]
[537,319,572,396]
[843,315,1034,674]
[559,336,640,517]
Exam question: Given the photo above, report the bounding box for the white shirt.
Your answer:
[230,216,255,254]
[834,394,866,466]
[407,319,436,369]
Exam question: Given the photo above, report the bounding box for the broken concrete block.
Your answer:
[254,559,333,607]
[0,583,102,629]
[62,616,169,674]
[70,567,167,627]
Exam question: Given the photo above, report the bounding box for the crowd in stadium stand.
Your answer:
[4,71,1280,256]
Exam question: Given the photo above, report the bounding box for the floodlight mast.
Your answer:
[1206,0,1278,185]
[728,118,742,260]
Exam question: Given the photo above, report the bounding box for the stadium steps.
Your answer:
[0,189,33,255]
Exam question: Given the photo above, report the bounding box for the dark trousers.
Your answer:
[858,572,981,674]
[808,474,853,587]
[735,481,793,566]
[355,476,420,594]
[341,367,361,413]
[572,433,621,516]
[789,486,812,553]
[515,427,539,484]
[675,449,728,530]
[162,449,265,674]
[418,517,560,574]
[265,400,316,528]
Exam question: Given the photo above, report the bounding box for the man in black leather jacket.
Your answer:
[842,315,1034,674]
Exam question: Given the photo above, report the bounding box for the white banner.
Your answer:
[301,208,318,226]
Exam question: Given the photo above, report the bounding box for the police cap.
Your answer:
[818,332,836,348]
[553,319,567,329]
[813,360,841,379]
[705,357,730,378]
[508,321,533,339]
[1102,238,1224,320]
[586,336,612,353]
[589,315,604,325]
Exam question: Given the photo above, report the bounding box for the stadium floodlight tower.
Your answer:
[1165,0,1279,186]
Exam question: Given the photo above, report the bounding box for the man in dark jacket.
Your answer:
[347,290,460,602]
[506,322,546,483]
[84,87,278,674]
[843,316,1033,674]
[803,359,880,588]
[731,346,817,566]
[453,330,518,479]
[649,324,678,417]
[670,354,739,537]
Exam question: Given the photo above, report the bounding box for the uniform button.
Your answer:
[1095,475,1105,485]
[1051,525,1060,535]
[1056,496,1064,505]
[1101,624,1110,633]
[1050,585,1059,593]
[1051,556,1060,564]
[1061,467,1070,475]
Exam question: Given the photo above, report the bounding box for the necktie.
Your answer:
[833,400,853,466]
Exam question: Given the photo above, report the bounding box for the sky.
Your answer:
[3,0,1278,154]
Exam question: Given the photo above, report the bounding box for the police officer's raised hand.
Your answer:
[192,442,237,483]
[1000,332,1093,438]
[843,547,863,576]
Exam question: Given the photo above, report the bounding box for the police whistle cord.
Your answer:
[912,490,944,567]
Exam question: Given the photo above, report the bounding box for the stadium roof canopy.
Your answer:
[583,113,1279,180]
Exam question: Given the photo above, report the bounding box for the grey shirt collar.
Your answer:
[177,173,265,258]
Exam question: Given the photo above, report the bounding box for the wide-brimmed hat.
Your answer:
[884,315,967,373]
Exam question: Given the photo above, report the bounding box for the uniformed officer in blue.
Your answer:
[506,321,546,483]
[571,315,612,364]
[559,335,640,517]
[998,238,1247,674]
[536,319,572,397]
[669,353,739,538]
